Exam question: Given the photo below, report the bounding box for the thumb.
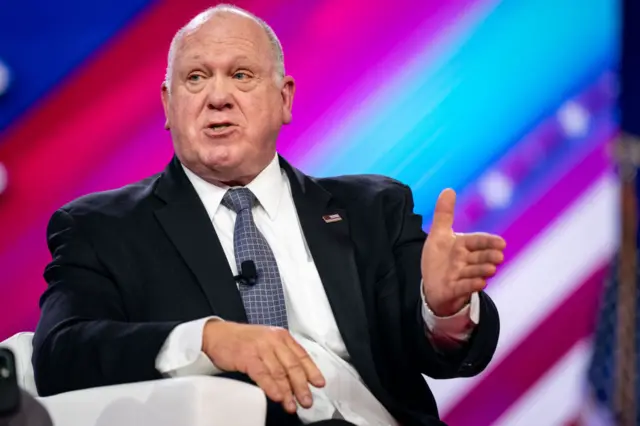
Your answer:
[430,188,456,233]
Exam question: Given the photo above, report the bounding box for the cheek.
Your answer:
[171,94,202,123]
[251,95,282,127]
[173,102,196,121]
[169,101,203,151]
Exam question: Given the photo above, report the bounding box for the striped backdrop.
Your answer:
[0,1,620,424]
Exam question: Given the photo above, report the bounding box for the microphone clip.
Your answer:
[234,260,257,286]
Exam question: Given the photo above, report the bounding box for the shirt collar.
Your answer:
[182,154,284,221]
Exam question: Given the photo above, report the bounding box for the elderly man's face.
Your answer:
[162,13,294,184]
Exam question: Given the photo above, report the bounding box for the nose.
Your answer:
[206,77,234,111]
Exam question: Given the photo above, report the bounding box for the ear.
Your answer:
[280,76,296,125]
[161,82,171,130]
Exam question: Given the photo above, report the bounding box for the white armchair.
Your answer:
[0,332,267,426]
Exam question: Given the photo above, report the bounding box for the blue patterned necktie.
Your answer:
[221,187,289,328]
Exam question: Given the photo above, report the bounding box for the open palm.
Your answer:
[421,189,506,316]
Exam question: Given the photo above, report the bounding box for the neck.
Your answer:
[204,161,269,187]
[180,153,277,188]
[218,177,254,187]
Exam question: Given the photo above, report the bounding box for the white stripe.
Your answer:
[492,338,592,426]
[426,172,619,414]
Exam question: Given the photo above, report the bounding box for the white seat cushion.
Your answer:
[39,376,266,426]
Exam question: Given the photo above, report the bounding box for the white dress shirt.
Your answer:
[155,154,480,425]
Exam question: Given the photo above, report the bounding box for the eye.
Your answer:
[187,73,204,82]
[233,71,251,80]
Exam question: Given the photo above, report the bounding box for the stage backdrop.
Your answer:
[0,1,620,425]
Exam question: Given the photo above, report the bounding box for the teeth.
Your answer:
[210,124,230,130]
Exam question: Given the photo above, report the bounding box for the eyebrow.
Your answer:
[182,54,257,65]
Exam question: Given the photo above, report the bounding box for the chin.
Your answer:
[200,148,254,178]
[200,145,241,166]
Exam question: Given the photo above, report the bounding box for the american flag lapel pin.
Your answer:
[322,213,342,223]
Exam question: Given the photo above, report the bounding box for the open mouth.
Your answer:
[205,122,237,136]
[208,123,233,131]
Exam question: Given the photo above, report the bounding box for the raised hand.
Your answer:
[421,188,506,316]
[202,321,325,414]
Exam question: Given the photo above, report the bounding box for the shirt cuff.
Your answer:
[421,283,480,342]
[155,316,224,377]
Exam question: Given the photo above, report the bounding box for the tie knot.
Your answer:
[222,187,257,213]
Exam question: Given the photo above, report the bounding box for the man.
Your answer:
[32,5,504,426]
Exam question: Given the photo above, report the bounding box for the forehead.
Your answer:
[175,12,272,66]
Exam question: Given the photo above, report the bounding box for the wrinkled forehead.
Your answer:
[174,13,274,69]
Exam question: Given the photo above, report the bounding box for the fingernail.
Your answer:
[303,395,312,406]
[288,401,297,411]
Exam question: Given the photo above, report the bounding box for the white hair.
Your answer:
[164,4,285,92]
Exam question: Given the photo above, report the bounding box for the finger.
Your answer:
[260,349,295,412]
[463,234,506,251]
[429,188,456,235]
[455,278,487,295]
[458,264,497,279]
[467,249,504,265]
[246,359,284,404]
[274,341,314,409]
[285,337,325,388]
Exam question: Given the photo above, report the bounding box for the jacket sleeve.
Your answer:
[32,209,181,396]
[391,183,500,379]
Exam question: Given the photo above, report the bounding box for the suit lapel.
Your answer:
[280,158,390,403]
[153,157,247,323]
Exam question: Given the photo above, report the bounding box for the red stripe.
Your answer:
[0,0,183,253]
[443,265,609,426]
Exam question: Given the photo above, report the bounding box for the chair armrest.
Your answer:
[0,332,37,395]
[37,376,266,426]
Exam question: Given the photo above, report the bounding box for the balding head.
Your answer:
[164,4,285,92]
